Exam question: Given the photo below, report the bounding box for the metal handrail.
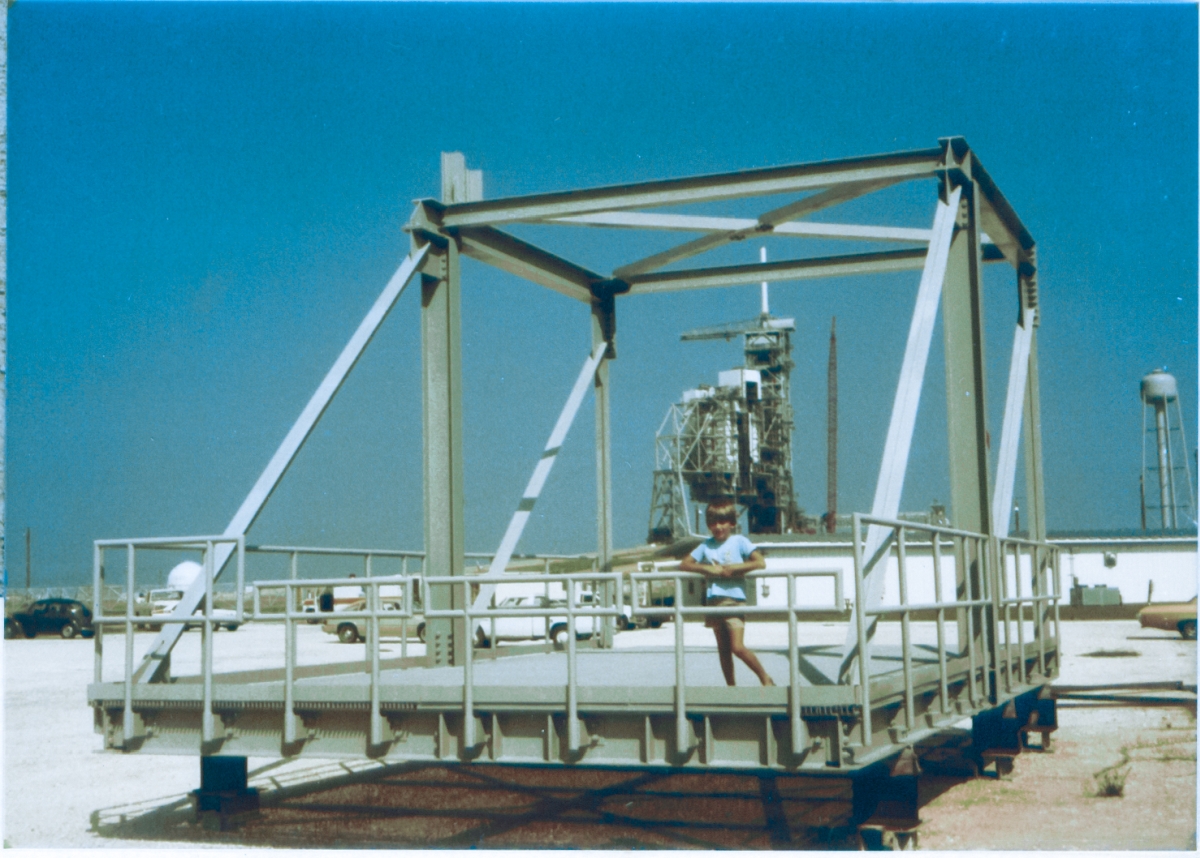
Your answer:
[92,535,245,746]
[92,524,1061,759]
[850,512,1062,743]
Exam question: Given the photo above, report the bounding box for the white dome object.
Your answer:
[167,560,204,590]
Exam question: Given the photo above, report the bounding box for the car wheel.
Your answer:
[416,623,426,643]
[550,624,569,649]
[226,624,239,632]
[4,619,22,640]
[649,619,663,630]
[474,627,491,649]
[616,615,631,631]
[60,622,79,639]
[337,624,360,644]
[1179,620,1197,640]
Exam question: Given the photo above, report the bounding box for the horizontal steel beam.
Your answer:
[438,147,944,227]
[455,225,599,303]
[559,211,933,241]
[623,249,929,295]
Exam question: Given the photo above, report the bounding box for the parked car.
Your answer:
[6,598,94,639]
[473,595,600,648]
[134,588,240,631]
[322,599,422,644]
[1137,597,1197,640]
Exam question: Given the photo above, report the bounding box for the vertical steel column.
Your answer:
[592,296,615,649]
[421,230,466,667]
[940,150,994,690]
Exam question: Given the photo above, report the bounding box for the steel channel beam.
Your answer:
[991,308,1036,535]
[437,148,944,228]
[422,239,467,667]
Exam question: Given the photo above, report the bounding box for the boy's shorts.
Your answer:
[705,596,745,630]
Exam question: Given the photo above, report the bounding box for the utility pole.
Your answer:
[826,318,838,533]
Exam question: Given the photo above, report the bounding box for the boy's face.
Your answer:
[708,518,735,541]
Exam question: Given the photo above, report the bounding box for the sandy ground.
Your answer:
[2,617,1196,850]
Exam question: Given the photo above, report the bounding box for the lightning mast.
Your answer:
[826,317,838,533]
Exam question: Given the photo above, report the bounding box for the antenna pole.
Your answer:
[826,318,838,533]
[759,246,769,315]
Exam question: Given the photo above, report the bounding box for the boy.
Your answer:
[678,501,775,686]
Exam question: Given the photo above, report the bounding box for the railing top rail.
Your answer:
[249,545,426,558]
[94,535,241,549]
[423,571,623,585]
[851,513,988,541]
[629,568,838,580]
[252,575,415,588]
[997,534,1062,550]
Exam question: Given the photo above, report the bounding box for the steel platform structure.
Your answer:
[89,139,1056,833]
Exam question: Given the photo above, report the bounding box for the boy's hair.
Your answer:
[705,501,738,526]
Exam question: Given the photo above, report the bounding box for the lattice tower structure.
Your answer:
[647,315,805,541]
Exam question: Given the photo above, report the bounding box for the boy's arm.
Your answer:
[717,547,766,576]
[678,554,723,575]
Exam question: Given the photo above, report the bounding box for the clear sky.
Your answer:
[7,2,1198,588]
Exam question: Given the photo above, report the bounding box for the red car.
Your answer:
[1137,597,1197,640]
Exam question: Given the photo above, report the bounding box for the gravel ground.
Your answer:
[2,618,1195,850]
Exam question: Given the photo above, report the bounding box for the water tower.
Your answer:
[1140,369,1195,529]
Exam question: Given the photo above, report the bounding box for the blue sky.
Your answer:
[7,3,1197,587]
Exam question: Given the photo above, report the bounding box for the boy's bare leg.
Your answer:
[712,623,736,685]
[728,624,775,686]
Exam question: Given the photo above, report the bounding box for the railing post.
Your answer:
[284,580,297,746]
[787,573,806,756]
[1013,541,1026,685]
[462,578,476,751]
[851,514,872,747]
[94,543,104,685]
[673,574,689,755]
[567,578,581,753]
[123,543,136,746]
[201,540,215,744]
[898,527,914,734]
[369,579,383,749]
[986,536,1005,698]
[931,531,949,714]
[960,536,978,707]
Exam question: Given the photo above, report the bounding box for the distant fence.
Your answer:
[3,584,250,611]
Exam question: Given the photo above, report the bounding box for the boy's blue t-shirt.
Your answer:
[690,533,757,600]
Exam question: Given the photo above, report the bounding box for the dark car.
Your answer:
[6,598,95,639]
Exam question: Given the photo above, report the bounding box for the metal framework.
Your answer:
[89,140,1058,814]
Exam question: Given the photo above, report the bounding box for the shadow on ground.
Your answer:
[90,733,994,850]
